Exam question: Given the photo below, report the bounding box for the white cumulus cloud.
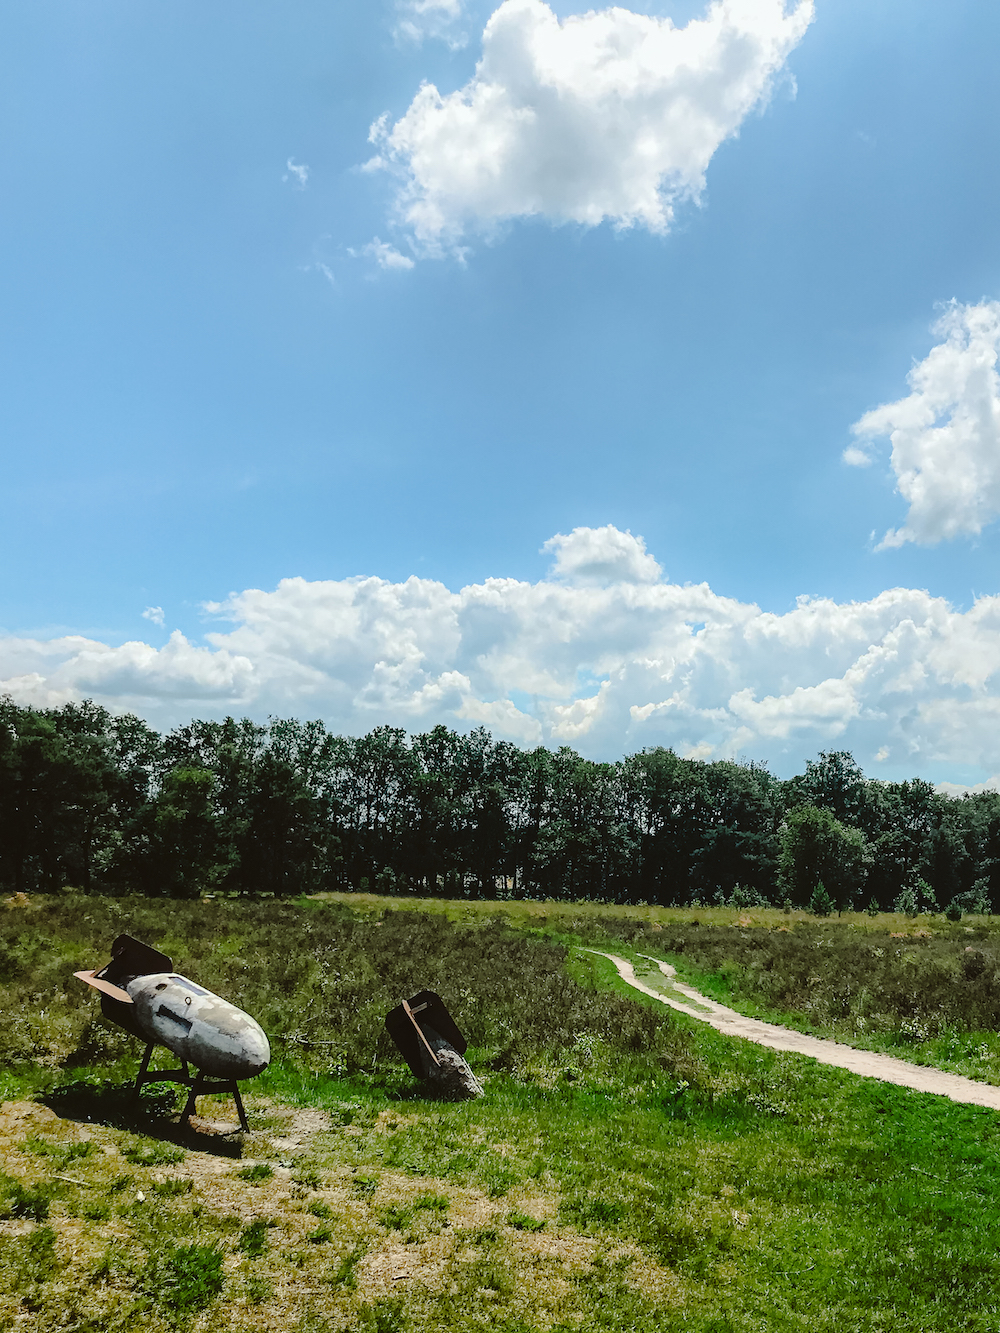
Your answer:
[366,0,813,254]
[850,300,1000,548]
[842,446,872,468]
[395,0,467,49]
[543,524,662,585]
[7,526,1000,781]
[142,606,165,627]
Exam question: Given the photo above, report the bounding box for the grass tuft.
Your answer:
[122,1140,185,1168]
[238,1219,271,1259]
[152,1177,193,1197]
[146,1241,225,1319]
[0,1175,51,1221]
[237,1162,273,1183]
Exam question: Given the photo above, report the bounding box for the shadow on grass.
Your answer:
[40,1076,244,1158]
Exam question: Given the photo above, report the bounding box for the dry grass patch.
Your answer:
[0,1098,686,1332]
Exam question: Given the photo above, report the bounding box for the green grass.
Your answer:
[579,916,1000,1085]
[238,1219,271,1258]
[145,1241,224,1319]
[2,892,1000,1330]
[236,1163,274,1183]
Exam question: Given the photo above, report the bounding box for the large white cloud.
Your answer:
[366,0,814,253]
[5,526,1000,780]
[848,300,1000,548]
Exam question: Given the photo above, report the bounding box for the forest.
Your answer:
[1,696,998,913]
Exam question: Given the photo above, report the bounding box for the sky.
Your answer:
[3,0,1000,787]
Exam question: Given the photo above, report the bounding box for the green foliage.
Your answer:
[894,886,919,916]
[809,881,834,916]
[0,898,677,1081]
[624,916,1000,1071]
[148,767,226,898]
[0,1223,57,1290]
[379,1204,413,1231]
[953,880,993,916]
[916,877,938,911]
[413,1192,449,1214]
[328,1242,365,1290]
[122,1140,184,1167]
[25,1135,94,1168]
[779,804,871,909]
[152,1177,193,1197]
[245,1271,273,1304]
[714,883,772,909]
[0,1175,51,1221]
[6,899,1000,1330]
[562,1195,626,1230]
[360,1298,407,1333]
[4,695,1000,910]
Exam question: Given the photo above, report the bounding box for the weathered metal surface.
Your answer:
[75,934,270,1132]
[402,998,440,1068]
[87,935,176,1038]
[126,973,270,1080]
[385,989,467,1077]
[384,990,481,1099]
[75,936,270,1082]
[102,934,174,981]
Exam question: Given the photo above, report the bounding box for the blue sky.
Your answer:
[4,0,1000,785]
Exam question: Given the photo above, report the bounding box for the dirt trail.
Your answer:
[584,949,1000,1111]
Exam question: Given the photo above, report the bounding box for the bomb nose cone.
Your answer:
[238,1024,271,1078]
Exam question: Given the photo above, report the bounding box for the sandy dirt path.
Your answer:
[583,949,1000,1111]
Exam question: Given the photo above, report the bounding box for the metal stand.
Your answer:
[133,1042,250,1132]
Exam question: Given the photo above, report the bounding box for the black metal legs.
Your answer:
[231,1083,249,1133]
[132,1043,250,1132]
[178,1071,250,1133]
[134,1041,155,1094]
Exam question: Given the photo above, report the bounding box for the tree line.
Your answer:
[1,697,998,913]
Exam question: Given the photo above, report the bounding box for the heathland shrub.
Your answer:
[617,916,1000,1038]
[0,897,687,1086]
[951,881,993,916]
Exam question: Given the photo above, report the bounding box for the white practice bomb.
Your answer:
[74,934,271,1132]
[126,973,270,1080]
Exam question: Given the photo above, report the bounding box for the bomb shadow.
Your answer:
[40,1076,246,1157]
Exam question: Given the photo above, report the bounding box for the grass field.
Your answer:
[315,893,1000,1085]
[3,891,1000,1331]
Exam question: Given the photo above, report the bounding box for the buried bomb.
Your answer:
[75,934,269,1131]
[385,990,483,1100]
